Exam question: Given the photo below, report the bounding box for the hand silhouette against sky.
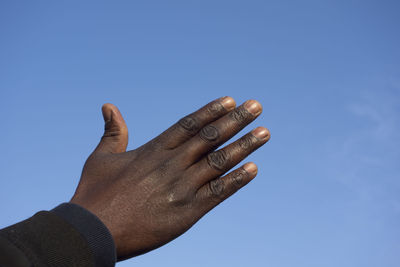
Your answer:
[70,96,270,260]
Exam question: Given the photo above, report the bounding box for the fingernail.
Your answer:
[244,100,262,116]
[101,103,114,123]
[220,96,236,110]
[243,162,258,175]
[252,127,270,140]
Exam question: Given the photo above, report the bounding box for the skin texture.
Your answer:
[70,96,270,261]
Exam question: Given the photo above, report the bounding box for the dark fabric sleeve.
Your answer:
[0,203,116,267]
[0,235,31,267]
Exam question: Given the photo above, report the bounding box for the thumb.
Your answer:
[94,103,129,154]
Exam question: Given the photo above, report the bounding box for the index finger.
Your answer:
[153,96,236,149]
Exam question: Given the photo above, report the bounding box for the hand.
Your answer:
[70,97,270,260]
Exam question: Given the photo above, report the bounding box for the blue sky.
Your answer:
[1,1,399,266]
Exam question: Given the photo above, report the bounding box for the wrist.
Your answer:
[53,203,116,266]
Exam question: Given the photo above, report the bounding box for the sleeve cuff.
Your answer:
[52,203,116,267]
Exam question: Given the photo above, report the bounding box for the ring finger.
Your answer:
[187,126,270,187]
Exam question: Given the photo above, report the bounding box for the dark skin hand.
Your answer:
[70,96,270,261]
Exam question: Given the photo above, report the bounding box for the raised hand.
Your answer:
[70,97,270,260]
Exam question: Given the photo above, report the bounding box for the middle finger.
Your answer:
[176,99,262,165]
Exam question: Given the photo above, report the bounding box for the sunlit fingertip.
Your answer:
[252,126,270,140]
[244,100,262,116]
[243,162,258,176]
[220,96,236,110]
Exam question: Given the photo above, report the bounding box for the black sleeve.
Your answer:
[0,203,116,267]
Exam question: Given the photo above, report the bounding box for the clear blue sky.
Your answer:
[1,1,399,266]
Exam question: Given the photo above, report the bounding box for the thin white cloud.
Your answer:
[324,80,400,215]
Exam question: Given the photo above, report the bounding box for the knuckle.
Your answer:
[103,121,123,137]
[209,179,225,198]
[207,150,229,171]
[238,134,257,150]
[230,106,251,123]
[231,169,247,187]
[178,115,199,134]
[199,125,220,143]
[166,189,191,207]
[206,101,224,118]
